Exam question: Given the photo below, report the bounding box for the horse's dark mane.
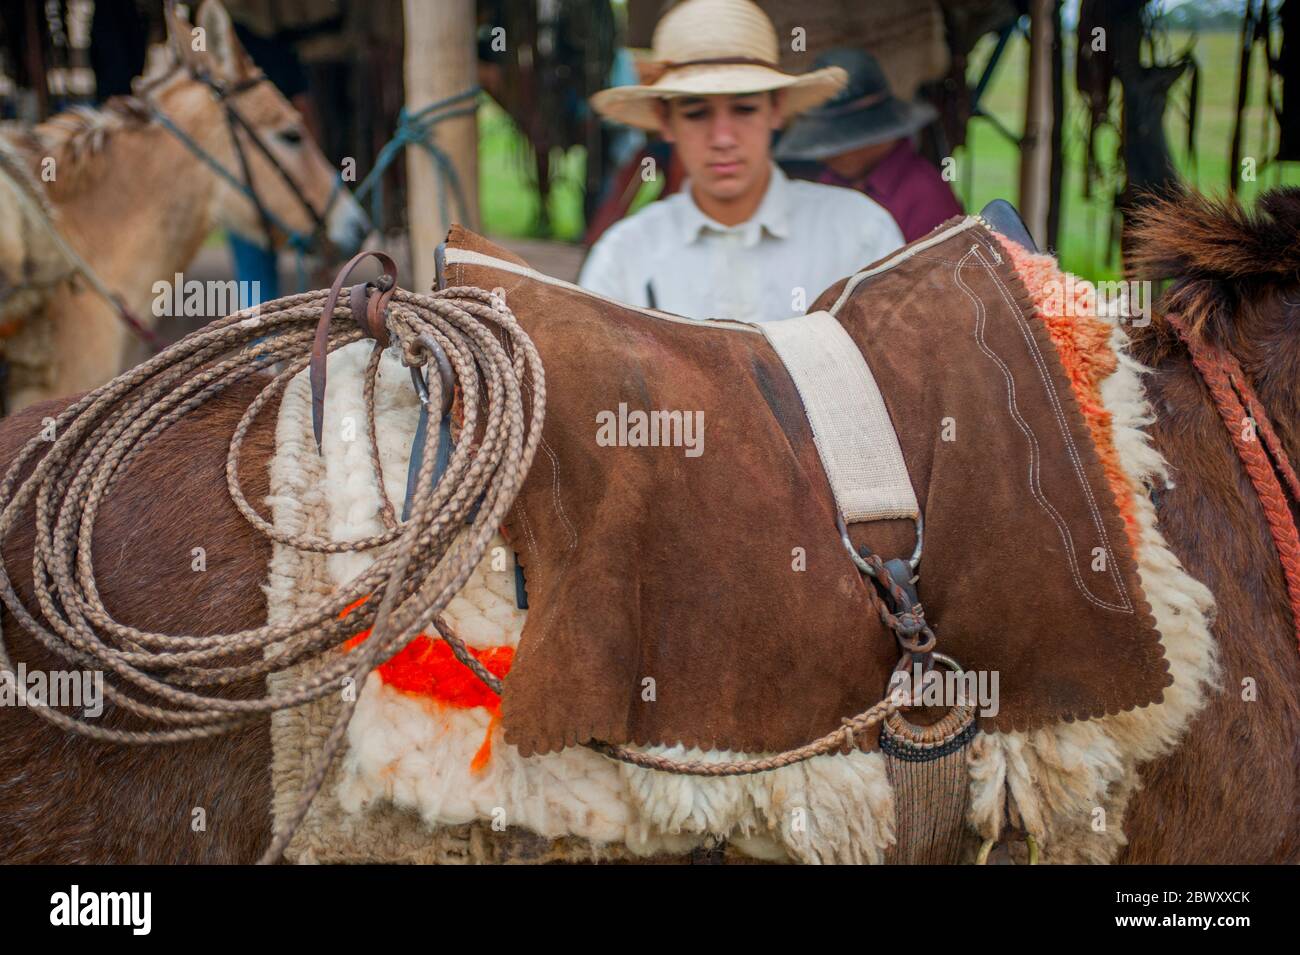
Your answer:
[1124,185,1300,351]
[1128,185,1300,284]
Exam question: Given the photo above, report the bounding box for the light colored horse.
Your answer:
[0,0,369,411]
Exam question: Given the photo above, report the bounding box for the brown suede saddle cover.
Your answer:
[442,221,1170,758]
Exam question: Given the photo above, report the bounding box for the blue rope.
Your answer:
[353,87,481,233]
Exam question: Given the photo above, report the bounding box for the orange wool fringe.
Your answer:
[995,234,1139,549]
[341,596,514,771]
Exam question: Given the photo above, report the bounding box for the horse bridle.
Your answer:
[1166,312,1300,654]
[137,61,338,256]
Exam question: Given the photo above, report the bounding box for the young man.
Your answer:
[579,0,904,324]
[774,48,963,242]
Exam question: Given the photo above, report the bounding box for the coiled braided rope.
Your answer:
[0,283,545,863]
[0,279,907,862]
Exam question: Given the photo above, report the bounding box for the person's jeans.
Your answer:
[228,233,280,305]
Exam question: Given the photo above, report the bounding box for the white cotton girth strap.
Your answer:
[756,310,919,523]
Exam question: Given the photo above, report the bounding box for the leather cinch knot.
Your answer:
[891,611,926,637]
[308,250,400,451]
[897,627,938,656]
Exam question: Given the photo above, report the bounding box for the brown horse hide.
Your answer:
[0,381,278,863]
[443,220,1172,760]
[1115,186,1300,863]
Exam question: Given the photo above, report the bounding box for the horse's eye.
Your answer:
[276,127,304,147]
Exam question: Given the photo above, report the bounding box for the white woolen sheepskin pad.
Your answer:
[963,268,1220,864]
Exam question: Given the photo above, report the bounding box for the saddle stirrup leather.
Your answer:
[753,300,977,863]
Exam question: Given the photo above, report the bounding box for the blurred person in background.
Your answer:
[577,0,903,323]
[774,48,961,242]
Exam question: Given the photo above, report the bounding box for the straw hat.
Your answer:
[590,0,847,132]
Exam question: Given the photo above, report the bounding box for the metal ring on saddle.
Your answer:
[888,651,965,702]
[895,626,937,655]
[880,652,977,762]
[838,511,923,578]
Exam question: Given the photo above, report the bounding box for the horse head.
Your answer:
[149,0,370,257]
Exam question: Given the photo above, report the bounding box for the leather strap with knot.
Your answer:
[309,249,399,452]
[859,553,938,664]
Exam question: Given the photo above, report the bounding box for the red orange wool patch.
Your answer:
[341,596,514,770]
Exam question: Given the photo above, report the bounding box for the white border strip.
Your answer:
[442,246,762,333]
[828,216,981,315]
[446,218,979,333]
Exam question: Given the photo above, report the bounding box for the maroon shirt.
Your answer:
[817,140,963,242]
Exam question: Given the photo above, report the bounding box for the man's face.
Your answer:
[658,92,783,202]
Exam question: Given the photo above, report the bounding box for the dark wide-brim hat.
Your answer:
[773,48,937,162]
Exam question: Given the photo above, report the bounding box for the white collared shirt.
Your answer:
[577,163,905,323]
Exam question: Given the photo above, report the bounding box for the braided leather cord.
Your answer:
[1167,312,1300,653]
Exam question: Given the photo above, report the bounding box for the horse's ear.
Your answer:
[194,0,255,81]
[162,1,194,63]
[134,42,176,91]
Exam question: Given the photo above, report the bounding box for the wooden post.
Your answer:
[1018,0,1055,249]
[403,0,479,293]
[1046,0,1064,252]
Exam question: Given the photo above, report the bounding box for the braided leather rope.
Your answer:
[1166,311,1300,653]
[0,282,546,863]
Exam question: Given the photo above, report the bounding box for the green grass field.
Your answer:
[959,28,1298,278]
[477,27,1299,280]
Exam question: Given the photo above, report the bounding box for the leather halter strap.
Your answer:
[1166,312,1300,653]
[140,56,333,253]
[214,78,333,240]
[309,250,399,451]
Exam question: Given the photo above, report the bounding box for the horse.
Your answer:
[1115,187,1300,863]
[0,0,370,413]
[0,187,1295,863]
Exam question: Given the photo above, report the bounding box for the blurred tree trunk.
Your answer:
[403,0,479,292]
